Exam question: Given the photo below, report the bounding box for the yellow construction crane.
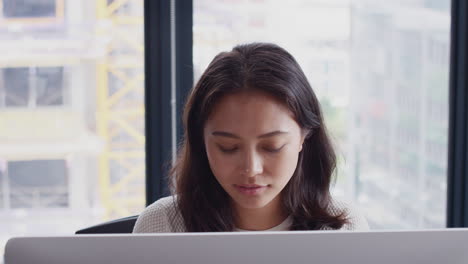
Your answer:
[95,0,145,220]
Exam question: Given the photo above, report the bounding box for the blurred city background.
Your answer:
[0,0,450,259]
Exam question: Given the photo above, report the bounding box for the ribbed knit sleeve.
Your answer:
[323,198,370,231]
[132,196,185,233]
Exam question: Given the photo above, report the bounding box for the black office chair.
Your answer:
[75,215,138,234]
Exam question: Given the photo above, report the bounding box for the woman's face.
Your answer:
[203,90,305,211]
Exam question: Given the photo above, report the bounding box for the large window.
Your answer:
[0,0,145,260]
[2,1,465,262]
[194,0,451,229]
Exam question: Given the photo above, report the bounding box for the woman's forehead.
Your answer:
[211,90,288,114]
[204,91,299,134]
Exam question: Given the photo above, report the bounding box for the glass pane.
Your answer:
[8,160,68,208]
[194,0,451,229]
[2,0,56,18]
[0,0,145,260]
[3,68,29,107]
[350,1,450,229]
[36,67,64,106]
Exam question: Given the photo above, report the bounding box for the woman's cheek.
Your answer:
[208,148,238,180]
[270,150,299,183]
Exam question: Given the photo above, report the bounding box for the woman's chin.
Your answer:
[231,195,276,210]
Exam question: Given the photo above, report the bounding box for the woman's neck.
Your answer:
[233,196,288,231]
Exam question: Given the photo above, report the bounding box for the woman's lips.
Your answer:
[234,184,268,195]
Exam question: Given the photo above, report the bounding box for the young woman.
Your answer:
[133,42,369,232]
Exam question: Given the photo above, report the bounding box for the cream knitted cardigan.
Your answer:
[133,195,370,233]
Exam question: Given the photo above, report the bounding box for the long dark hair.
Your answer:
[170,42,348,231]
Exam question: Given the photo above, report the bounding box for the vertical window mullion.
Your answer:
[144,0,193,204]
[175,0,193,145]
[144,0,174,205]
[447,0,468,227]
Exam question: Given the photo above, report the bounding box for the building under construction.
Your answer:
[0,0,145,246]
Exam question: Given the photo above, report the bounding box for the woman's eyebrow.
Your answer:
[211,130,288,139]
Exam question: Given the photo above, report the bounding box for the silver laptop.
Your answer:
[5,229,468,264]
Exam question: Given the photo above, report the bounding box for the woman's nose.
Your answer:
[241,150,263,177]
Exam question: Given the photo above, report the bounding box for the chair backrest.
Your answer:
[75,215,138,234]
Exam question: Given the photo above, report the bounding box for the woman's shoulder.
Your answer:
[326,197,370,231]
[132,195,185,233]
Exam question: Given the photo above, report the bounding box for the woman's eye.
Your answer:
[218,146,238,153]
[263,144,286,153]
